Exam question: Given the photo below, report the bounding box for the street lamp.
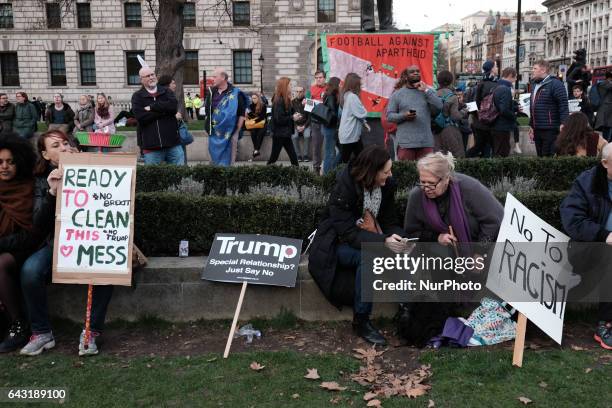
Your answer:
[460,27,465,73]
[562,24,571,66]
[258,54,265,94]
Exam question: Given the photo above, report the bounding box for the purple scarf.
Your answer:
[422,180,472,252]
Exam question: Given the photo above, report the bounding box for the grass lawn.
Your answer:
[2,348,610,407]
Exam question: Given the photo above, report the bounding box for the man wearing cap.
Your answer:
[466,60,498,158]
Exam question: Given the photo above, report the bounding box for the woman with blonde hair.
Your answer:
[404,152,503,245]
[267,77,299,166]
[73,94,95,133]
[94,93,115,134]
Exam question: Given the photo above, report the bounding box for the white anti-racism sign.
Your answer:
[53,153,137,286]
[486,193,576,344]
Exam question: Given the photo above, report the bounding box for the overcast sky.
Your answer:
[394,0,547,32]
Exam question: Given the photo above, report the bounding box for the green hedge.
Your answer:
[135,156,598,195]
[134,190,568,255]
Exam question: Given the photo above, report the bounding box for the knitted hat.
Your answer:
[482,60,495,73]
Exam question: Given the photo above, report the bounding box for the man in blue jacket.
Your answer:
[529,60,569,157]
[491,67,517,157]
[560,143,612,350]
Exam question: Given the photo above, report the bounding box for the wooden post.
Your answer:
[83,284,93,350]
[223,281,248,359]
[512,313,528,367]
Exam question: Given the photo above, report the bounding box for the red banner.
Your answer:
[322,33,438,116]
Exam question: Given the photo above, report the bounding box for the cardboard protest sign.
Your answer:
[202,234,302,287]
[486,193,574,344]
[518,93,531,118]
[568,99,581,113]
[52,153,137,286]
[321,32,439,117]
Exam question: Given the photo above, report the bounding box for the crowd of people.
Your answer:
[0,59,611,356]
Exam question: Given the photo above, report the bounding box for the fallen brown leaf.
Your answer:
[538,381,548,388]
[363,391,379,401]
[249,362,265,371]
[304,368,321,380]
[518,396,532,405]
[428,400,435,408]
[320,381,347,391]
[329,396,342,404]
[366,399,382,407]
[571,345,586,351]
[291,393,300,399]
[406,387,428,398]
[585,368,592,374]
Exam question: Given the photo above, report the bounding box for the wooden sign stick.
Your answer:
[223,281,248,359]
[512,312,528,367]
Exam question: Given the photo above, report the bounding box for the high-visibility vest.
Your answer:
[185,97,193,108]
[192,97,203,109]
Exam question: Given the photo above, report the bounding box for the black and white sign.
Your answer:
[202,234,302,287]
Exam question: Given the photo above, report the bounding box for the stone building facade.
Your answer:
[0,0,361,105]
[501,12,546,85]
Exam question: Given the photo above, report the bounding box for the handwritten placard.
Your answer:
[52,153,137,286]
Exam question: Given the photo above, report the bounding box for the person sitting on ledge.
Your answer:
[308,145,407,346]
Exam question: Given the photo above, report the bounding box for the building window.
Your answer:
[232,50,252,84]
[317,0,336,23]
[0,52,19,86]
[49,52,67,86]
[46,3,61,29]
[0,4,13,29]
[232,2,250,27]
[126,51,144,85]
[183,2,196,27]
[124,2,142,28]
[184,51,199,84]
[76,3,92,28]
[79,52,96,86]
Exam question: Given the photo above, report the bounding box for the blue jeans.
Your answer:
[21,244,114,334]
[336,244,372,316]
[143,145,185,165]
[322,125,339,175]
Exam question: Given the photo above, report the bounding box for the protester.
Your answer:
[248,92,268,159]
[338,73,369,163]
[31,97,42,124]
[308,145,406,345]
[0,134,38,352]
[322,77,341,173]
[387,65,443,161]
[94,93,116,134]
[73,95,95,133]
[45,93,75,135]
[572,85,594,126]
[556,112,607,157]
[309,70,327,174]
[290,87,310,162]
[433,70,467,158]
[204,68,247,166]
[404,151,503,244]
[19,130,115,356]
[566,49,591,96]
[131,67,184,165]
[267,77,299,166]
[594,71,612,142]
[185,93,194,120]
[529,60,569,157]
[560,143,612,350]
[490,67,518,157]
[37,98,46,122]
[13,92,39,139]
[466,60,498,158]
[0,94,15,134]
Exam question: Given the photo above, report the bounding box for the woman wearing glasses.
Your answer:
[404,151,503,247]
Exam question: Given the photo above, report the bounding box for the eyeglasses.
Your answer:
[416,177,442,191]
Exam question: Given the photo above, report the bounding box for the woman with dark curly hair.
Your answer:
[556,112,607,157]
[0,132,39,352]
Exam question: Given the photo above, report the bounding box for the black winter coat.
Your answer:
[308,166,406,307]
[271,99,294,138]
[131,86,181,150]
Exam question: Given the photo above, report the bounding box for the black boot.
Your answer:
[361,0,376,32]
[353,314,387,346]
[0,320,29,353]
[377,0,395,31]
